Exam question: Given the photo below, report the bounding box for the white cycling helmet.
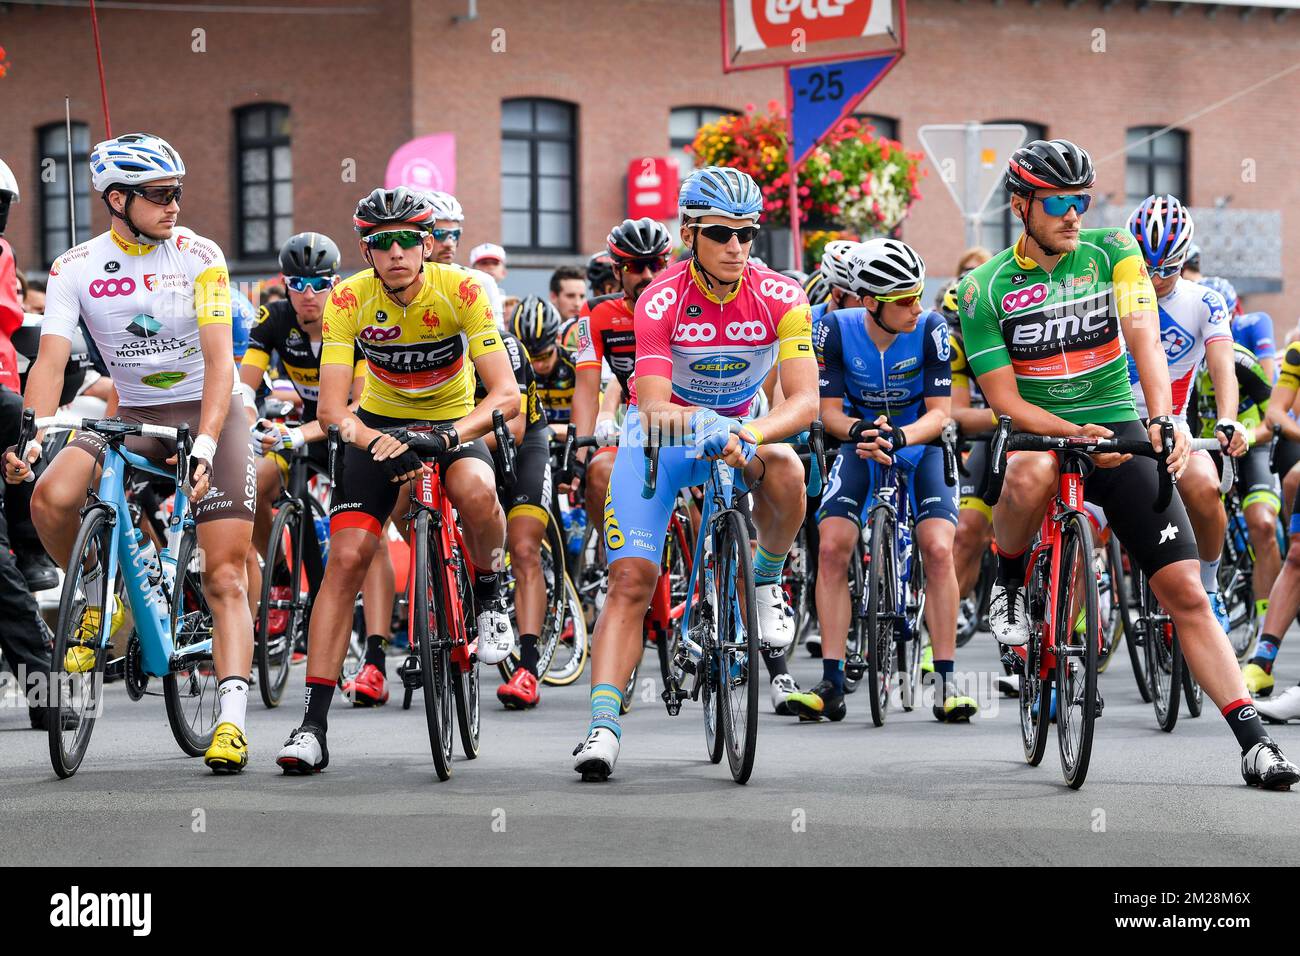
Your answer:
[845,238,926,299]
[0,158,19,204]
[425,190,464,223]
[89,132,185,193]
[819,239,859,292]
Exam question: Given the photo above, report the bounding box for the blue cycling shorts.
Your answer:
[604,407,751,567]
[816,442,958,527]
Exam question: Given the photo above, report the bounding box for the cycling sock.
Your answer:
[934,659,955,695]
[1199,558,1220,593]
[1222,697,1271,753]
[823,658,844,695]
[1252,635,1281,673]
[752,544,787,585]
[1255,598,1270,620]
[762,645,789,679]
[996,547,1028,587]
[589,683,623,738]
[365,635,387,673]
[216,676,249,731]
[304,676,336,732]
[519,633,540,676]
[473,568,501,604]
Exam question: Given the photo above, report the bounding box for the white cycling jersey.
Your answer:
[1125,277,1231,419]
[42,227,232,406]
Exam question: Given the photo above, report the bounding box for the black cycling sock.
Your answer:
[997,548,1028,587]
[935,659,955,696]
[303,677,335,733]
[518,634,540,676]
[365,635,387,673]
[473,569,500,604]
[762,646,789,679]
[1223,698,1271,753]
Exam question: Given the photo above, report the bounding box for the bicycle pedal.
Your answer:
[396,655,422,690]
[661,685,688,716]
[844,654,867,681]
[1000,650,1024,675]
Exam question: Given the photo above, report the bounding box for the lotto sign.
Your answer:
[733,0,893,54]
[627,157,680,220]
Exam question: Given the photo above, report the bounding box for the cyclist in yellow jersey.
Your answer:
[275,188,520,774]
[4,133,257,773]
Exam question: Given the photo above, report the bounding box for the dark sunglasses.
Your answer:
[363,229,427,250]
[132,184,183,206]
[619,257,668,274]
[691,224,760,245]
[285,274,337,293]
[431,227,462,242]
[1038,193,1092,217]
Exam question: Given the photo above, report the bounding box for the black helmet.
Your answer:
[780,269,809,285]
[802,269,833,306]
[279,232,341,277]
[1005,139,1096,196]
[586,251,616,291]
[353,187,436,234]
[511,295,562,356]
[607,217,671,261]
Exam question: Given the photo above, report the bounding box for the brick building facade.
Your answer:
[1,0,1296,317]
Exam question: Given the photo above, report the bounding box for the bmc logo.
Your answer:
[759,278,800,303]
[642,287,678,321]
[725,320,766,341]
[674,323,716,343]
[1001,283,1049,314]
[89,277,136,298]
[1011,308,1109,346]
[360,325,401,342]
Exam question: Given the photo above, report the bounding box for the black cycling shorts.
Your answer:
[1233,444,1280,513]
[329,409,493,537]
[959,440,991,520]
[1082,420,1197,578]
[505,427,552,526]
[1272,436,1300,479]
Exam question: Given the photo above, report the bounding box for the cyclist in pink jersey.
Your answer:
[573,166,818,781]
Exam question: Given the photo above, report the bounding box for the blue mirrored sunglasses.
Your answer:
[1038,193,1092,217]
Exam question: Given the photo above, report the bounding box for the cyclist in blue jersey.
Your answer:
[1204,276,1276,383]
[791,238,972,723]
[230,288,257,362]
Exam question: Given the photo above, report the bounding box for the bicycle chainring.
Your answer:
[124,632,149,701]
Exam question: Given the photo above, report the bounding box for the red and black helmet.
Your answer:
[1004,139,1096,196]
[586,250,616,289]
[353,187,436,234]
[607,217,671,260]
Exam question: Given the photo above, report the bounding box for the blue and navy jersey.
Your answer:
[814,307,952,461]
[810,300,832,328]
[1234,311,1275,364]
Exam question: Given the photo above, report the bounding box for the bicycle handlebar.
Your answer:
[641,420,826,500]
[35,414,184,443]
[1185,436,1235,495]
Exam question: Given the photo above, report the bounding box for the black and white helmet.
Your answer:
[844,238,926,299]
[425,190,464,222]
[819,239,859,291]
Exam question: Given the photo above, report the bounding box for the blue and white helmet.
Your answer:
[679,166,763,223]
[425,190,464,223]
[1128,194,1195,270]
[1200,276,1239,313]
[89,133,185,193]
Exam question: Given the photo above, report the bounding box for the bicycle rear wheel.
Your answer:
[1182,660,1203,717]
[256,499,305,708]
[655,512,691,686]
[499,517,566,683]
[865,506,898,727]
[413,510,455,780]
[542,572,588,686]
[715,509,759,783]
[1020,551,1052,767]
[48,507,115,778]
[1056,513,1099,789]
[165,526,220,757]
[1142,575,1183,733]
[1095,534,1123,673]
[957,547,995,647]
[900,528,925,713]
[452,555,481,759]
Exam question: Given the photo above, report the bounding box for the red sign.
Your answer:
[749,0,880,49]
[626,157,680,220]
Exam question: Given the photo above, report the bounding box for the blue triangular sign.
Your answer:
[788,54,900,165]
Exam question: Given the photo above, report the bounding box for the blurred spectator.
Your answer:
[501,294,520,323]
[14,266,27,305]
[956,246,992,276]
[469,243,507,285]
[23,277,45,314]
[260,283,287,306]
[550,265,586,320]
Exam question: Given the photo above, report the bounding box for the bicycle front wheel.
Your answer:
[1056,512,1099,790]
[1143,575,1183,733]
[865,506,899,727]
[164,526,220,757]
[256,499,305,708]
[715,508,759,783]
[413,510,455,780]
[452,555,481,759]
[48,506,116,778]
[1020,552,1052,767]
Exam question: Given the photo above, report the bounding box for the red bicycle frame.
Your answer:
[644,508,693,644]
[409,460,474,672]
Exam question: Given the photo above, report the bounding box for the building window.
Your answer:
[978,120,1047,253]
[501,98,577,252]
[1126,126,1188,205]
[235,104,293,258]
[37,122,92,267]
[853,113,899,143]
[670,106,736,181]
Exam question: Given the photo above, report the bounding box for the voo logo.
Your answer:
[642,287,678,321]
[360,326,401,341]
[89,277,136,298]
[725,320,766,341]
[759,278,800,303]
[674,323,715,343]
[1001,283,1048,314]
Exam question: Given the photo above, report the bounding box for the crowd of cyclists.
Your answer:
[1,129,1299,791]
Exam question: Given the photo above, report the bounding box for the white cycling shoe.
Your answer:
[1241,740,1300,790]
[573,728,620,781]
[756,583,794,650]
[989,584,1030,647]
[475,602,515,665]
[276,725,328,774]
[1257,686,1300,724]
[770,673,799,715]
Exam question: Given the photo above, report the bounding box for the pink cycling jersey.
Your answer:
[630,258,813,417]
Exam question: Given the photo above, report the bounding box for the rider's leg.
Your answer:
[991,451,1058,582]
[196,517,256,722]
[954,504,993,597]
[747,444,805,652]
[359,534,395,673]
[252,455,282,557]
[1248,485,1300,684]
[1176,453,1227,621]
[443,456,507,599]
[507,511,547,675]
[583,449,614,540]
[813,517,857,677]
[1244,496,1282,621]
[29,445,100,568]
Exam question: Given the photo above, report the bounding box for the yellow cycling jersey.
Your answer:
[321,263,504,419]
[1277,343,1300,393]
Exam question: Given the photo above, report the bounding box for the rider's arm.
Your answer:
[21,255,80,439]
[571,306,600,456]
[948,333,995,436]
[599,376,623,419]
[1114,255,1172,423]
[895,312,952,447]
[739,303,817,443]
[1252,313,1277,385]
[1268,344,1300,442]
[1204,338,1240,425]
[193,263,235,443]
[814,316,855,441]
[460,348,520,443]
[237,355,267,427]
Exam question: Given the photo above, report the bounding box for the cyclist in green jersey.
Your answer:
[958,138,1297,789]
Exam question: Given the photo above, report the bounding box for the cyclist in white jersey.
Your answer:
[2,133,257,774]
[1126,196,1246,630]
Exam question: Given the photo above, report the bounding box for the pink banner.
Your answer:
[385,133,456,195]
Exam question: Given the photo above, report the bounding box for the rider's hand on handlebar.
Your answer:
[1215,418,1248,458]
[2,442,40,484]
[368,432,423,483]
[1081,423,1129,469]
[593,417,620,448]
[1146,417,1191,479]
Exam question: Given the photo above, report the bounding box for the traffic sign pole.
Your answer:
[964,123,981,249]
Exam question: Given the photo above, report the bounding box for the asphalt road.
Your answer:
[2,625,1299,866]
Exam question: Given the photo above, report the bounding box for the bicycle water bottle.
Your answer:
[133,529,162,588]
[564,508,586,558]
[314,514,331,567]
